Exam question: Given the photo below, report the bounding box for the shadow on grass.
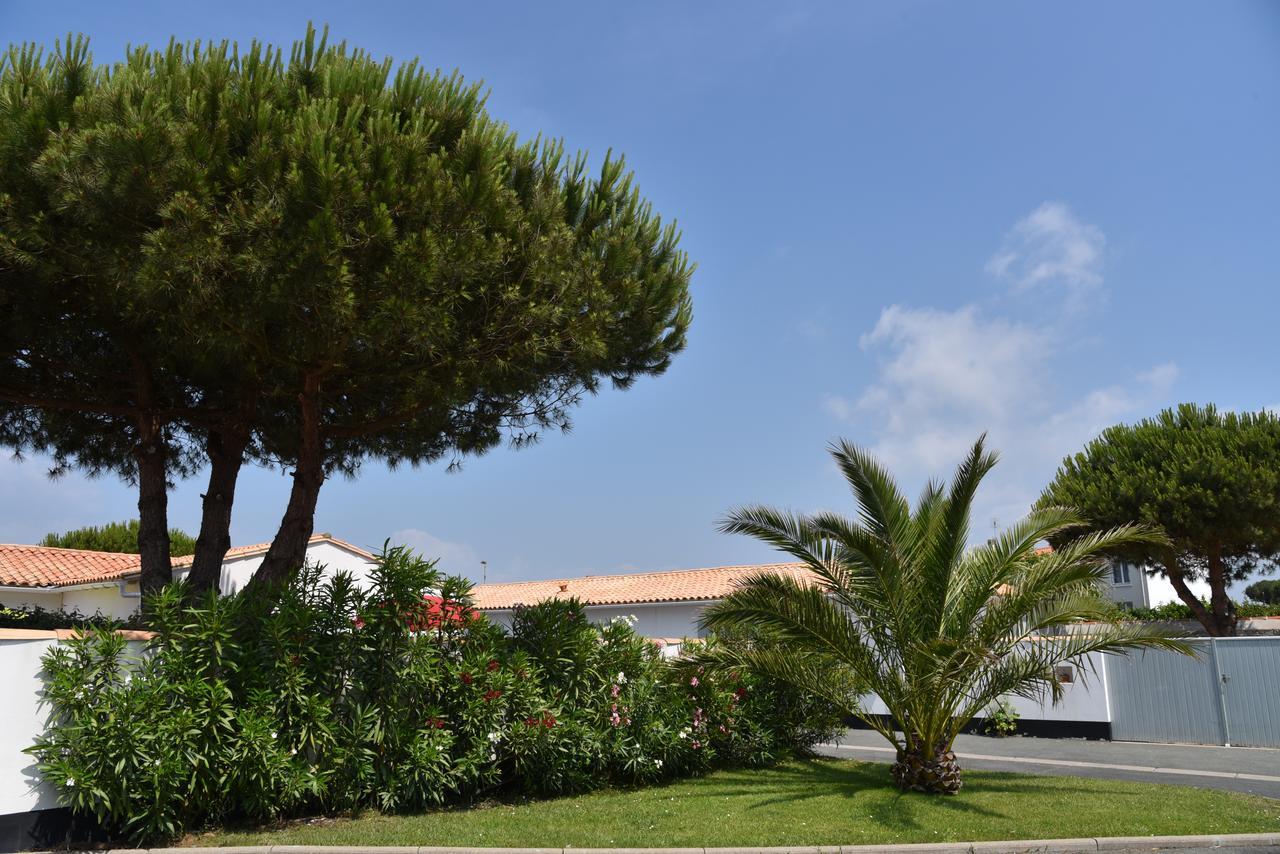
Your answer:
[200,755,1173,845]
[672,757,1132,830]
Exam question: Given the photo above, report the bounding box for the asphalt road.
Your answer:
[817,730,1280,799]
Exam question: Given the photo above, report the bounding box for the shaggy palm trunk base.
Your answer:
[891,742,963,794]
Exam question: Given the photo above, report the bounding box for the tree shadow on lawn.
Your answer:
[683,758,1119,829]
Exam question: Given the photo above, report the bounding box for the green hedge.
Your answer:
[1121,600,1280,622]
[28,546,841,844]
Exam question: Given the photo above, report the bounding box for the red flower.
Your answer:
[486,660,500,672]
[543,714,557,728]
[352,616,366,630]
[734,687,747,700]
[483,689,503,702]
[428,716,446,729]
[461,672,473,685]
[525,717,539,727]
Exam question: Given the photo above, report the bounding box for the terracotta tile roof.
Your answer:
[0,533,376,589]
[0,545,143,588]
[472,562,818,610]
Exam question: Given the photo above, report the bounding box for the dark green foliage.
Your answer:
[1,26,695,592]
[509,597,598,706]
[29,546,834,845]
[40,519,196,556]
[1244,579,1280,605]
[0,604,146,630]
[1039,404,1280,636]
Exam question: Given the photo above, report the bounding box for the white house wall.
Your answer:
[860,650,1112,723]
[215,542,379,595]
[0,590,62,613]
[484,601,710,641]
[60,586,140,621]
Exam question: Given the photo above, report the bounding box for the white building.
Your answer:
[474,562,815,650]
[0,534,378,619]
[1099,559,1211,611]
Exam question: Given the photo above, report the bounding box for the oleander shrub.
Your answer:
[28,546,840,844]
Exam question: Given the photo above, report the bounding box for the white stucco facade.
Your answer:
[0,537,378,620]
[1099,560,1212,610]
[483,600,711,643]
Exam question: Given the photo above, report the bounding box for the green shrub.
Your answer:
[28,547,839,844]
[982,699,1020,737]
[0,603,147,630]
[1122,599,1280,621]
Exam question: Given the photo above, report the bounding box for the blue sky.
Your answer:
[2,1,1278,590]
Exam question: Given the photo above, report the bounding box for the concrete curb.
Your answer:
[67,833,1280,854]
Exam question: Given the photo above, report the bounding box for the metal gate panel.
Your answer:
[1217,638,1280,748]
[1106,641,1225,745]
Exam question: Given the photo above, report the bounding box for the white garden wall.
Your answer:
[0,632,60,819]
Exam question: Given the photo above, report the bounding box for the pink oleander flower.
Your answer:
[689,676,699,687]
[610,684,620,698]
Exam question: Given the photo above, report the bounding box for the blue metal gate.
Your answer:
[1105,637,1280,747]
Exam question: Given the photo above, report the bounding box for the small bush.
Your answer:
[982,699,1019,737]
[28,547,840,845]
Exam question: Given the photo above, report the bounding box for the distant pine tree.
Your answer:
[40,520,196,556]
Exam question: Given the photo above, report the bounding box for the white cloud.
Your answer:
[985,202,1105,294]
[391,528,483,579]
[823,203,1176,535]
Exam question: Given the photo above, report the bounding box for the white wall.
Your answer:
[61,583,141,621]
[860,650,1112,723]
[484,600,711,641]
[1100,562,1212,610]
[214,542,379,595]
[0,590,62,613]
[0,634,60,817]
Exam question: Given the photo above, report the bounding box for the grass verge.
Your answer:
[189,758,1280,848]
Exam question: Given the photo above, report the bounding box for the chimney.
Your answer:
[558,582,569,593]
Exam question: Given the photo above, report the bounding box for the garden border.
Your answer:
[42,833,1280,854]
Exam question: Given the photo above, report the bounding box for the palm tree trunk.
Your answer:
[891,737,963,794]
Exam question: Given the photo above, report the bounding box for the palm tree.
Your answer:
[695,437,1190,794]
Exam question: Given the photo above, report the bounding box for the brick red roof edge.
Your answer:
[472,562,817,609]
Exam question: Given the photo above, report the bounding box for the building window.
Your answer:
[1112,562,1131,585]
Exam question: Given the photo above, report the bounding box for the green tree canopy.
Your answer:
[1,27,694,598]
[1038,403,1280,636]
[1244,579,1280,605]
[40,519,196,556]
[693,436,1185,794]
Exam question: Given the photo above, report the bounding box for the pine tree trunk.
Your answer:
[891,738,963,794]
[133,428,172,608]
[186,424,250,596]
[1206,541,1238,637]
[245,376,324,596]
[1164,557,1230,636]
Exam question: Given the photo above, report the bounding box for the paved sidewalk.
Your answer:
[818,731,1280,799]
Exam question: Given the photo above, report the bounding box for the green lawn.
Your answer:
[189,758,1280,848]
